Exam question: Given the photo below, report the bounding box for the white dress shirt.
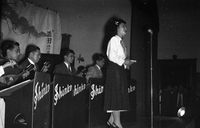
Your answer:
[0,66,5,77]
[64,62,71,71]
[106,35,127,66]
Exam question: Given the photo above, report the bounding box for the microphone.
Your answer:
[148,29,153,34]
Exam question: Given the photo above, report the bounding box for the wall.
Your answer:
[7,0,200,72]
[157,0,200,72]
[25,0,132,68]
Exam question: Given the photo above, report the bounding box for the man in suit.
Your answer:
[19,44,41,80]
[0,39,28,128]
[53,49,76,76]
[85,53,105,82]
[0,40,30,85]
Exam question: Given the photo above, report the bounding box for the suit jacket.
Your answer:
[19,59,39,80]
[53,62,76,76]
[86,65,103,79]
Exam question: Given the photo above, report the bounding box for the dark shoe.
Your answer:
[111,123,119,128]
[107,121,112,128]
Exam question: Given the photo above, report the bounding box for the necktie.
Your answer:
[68,65,72,72]
[100,69,102,77]
[32,64,37,71]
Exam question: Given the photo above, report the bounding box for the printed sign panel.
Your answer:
[88,78,109,127]
[52,75,87,128]
[32,72,51,128]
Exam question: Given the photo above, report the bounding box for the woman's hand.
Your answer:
[124,59,132,66]
[124,59,137,68]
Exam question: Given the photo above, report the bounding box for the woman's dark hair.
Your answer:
[111,19,126,36]
[114,19,126,27]
[102,16,126,54]
[0,39,20,57]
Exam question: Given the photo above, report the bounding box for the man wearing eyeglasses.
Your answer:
[19,44,41,80]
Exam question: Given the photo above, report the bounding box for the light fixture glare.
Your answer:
[177,107,186,117]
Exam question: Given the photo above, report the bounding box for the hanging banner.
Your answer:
[1,0,61,55]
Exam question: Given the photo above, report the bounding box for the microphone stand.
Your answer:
[148,29,153,128]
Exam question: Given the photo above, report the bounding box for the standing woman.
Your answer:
[104,18,134,128]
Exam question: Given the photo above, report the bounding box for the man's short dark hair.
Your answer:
[93,53,105,62]
[0,39,20,57]
[61,48,74,58]
[25,44,40,58]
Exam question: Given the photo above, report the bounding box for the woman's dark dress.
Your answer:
[104,61,130,111]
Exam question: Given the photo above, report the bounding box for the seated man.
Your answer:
[0,58,17,128]
[0,39,28,128]
[0,40,29,86]
[85,53,105,82]
[53,49,76,76]
[19,44,42,80]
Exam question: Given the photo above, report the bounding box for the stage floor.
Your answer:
[89,116,195,128]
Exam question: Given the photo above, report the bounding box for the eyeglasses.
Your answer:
[33,52,41,57]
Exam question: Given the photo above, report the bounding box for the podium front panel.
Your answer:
[121,79,137,123]
[52,75,87,128]
[88,78,109,127]
[72,76,87,128]
[4,72,51,128]
[32,72,51,128]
